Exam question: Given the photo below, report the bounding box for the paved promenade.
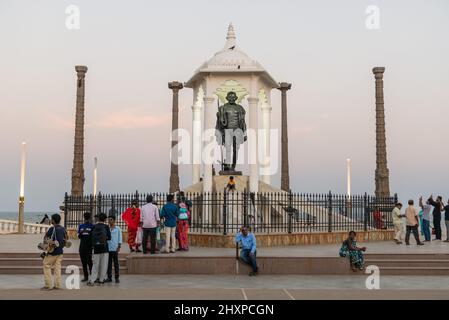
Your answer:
[2,233,449,256]
[1,275,449,299]
[1,234,449,299]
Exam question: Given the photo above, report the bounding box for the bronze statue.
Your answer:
[215,91,247,172]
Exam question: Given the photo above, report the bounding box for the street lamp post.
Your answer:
[18,142,26,234]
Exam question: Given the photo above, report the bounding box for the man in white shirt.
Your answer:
[140,195,160,254]
[392,203,404,244]
[405,199,424,246]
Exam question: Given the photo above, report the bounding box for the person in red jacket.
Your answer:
[122,200,141,252]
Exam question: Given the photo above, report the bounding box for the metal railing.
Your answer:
[63,191,397,234]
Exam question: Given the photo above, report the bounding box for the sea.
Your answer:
[0,212,58,224]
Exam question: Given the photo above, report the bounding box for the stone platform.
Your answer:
[2,234,449,276]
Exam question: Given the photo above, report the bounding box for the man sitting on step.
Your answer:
[235,226,258,276]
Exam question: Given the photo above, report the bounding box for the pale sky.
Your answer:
[0,0,448,212]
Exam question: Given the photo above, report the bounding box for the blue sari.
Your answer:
[340,239,365,269]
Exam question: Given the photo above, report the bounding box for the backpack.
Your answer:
[92,224,107,246]
[178,202,189,220]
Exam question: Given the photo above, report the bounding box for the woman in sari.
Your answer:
[122,200,141,252]
[340,231,366,271]
[176,198,191,251]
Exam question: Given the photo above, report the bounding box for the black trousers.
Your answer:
[79,251,92,280]
[434,214,442,239]
[142,227,157,253]
[405,225,421,244]
[107,251,119,280]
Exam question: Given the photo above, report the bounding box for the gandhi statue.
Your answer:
[215,91,247,172]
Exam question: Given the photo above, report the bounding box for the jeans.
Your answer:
[107,251,119,280]
[240,249,258,272]
[434,214,442,240]
[142,227,157,253]
[405,225,421,245]
[422,219,431,241]
[79,251,92,280]
[164,226,177,252]
[90,252,109,283]
[43,254,63,289]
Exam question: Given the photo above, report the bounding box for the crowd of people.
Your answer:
[339,195,449,272]
[392,195,449,245]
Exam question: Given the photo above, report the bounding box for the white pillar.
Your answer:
[347,158,352,197]
[203,95,215,192]
[261,91,272,185]
[248,96,259,193]
[192,87,202,184]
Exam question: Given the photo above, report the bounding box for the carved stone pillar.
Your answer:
[168,81,183,193]
[373,67,390,197]
[71,66,87,196]
[278,82,291,192]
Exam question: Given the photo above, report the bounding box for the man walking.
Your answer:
[405,200,424,246]
[77,212,94,282]
[140,195,160,254]
[392,203,405,244]
[105,215,122,284]
[88,213,111,286]
[160,194,179,253]
[429,195,444,240]
[235,226,259,276]
[42,214,67,290]
[419,196,432,242]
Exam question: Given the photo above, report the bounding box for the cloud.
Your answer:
[46,113,74,129]
[45,109,171,130]
[94,110,170,129]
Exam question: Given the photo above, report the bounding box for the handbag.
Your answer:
[135,227,143,245]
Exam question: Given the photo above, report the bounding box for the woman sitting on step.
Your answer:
[339,231,366,272]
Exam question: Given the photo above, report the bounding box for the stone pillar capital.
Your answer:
[372,67,385,78]
[75,65,88,75]
[168,81,184,91]
[277,82,292,91]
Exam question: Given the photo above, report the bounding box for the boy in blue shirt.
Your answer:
[105,215,122,283]
[235,226,258,276]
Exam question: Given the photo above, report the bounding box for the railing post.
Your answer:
[288,189,293,234]
[63,192,68,228]
[223,188,227,235]
[243,189,248,228]
[364,192,368,231]
[327,191,332,233]
[97,192,102,214]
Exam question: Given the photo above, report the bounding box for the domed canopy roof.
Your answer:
[185,24,278,88]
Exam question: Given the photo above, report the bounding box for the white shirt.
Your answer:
[140,203,160,228]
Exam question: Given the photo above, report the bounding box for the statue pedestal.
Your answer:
[219,170,242,176]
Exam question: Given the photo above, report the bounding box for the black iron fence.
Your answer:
[63,191,397,234]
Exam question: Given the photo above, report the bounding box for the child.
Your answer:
[226,176,236,192]
[106,215,122,283]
